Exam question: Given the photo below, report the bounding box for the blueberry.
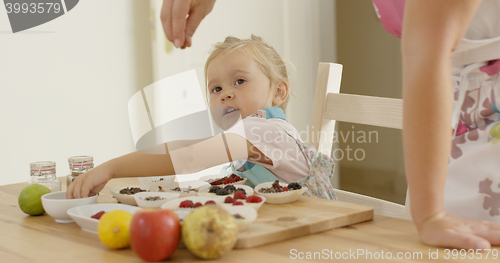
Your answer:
[209,186,221,193]
[288,182,302,190]
[216,188,229,195]
[225,185,236,191]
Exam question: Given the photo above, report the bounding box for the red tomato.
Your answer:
[130,209,181,262]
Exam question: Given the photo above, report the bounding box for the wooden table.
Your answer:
[1,178,498,262]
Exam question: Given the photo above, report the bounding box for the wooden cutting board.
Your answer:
[235,196,373,248]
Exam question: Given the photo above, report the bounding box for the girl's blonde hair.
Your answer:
[204,35,290,111]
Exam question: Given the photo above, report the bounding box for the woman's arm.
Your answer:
[401,0,500,249]
[402,0,480,228]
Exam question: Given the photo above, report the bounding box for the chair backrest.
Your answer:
[310,62,410,219]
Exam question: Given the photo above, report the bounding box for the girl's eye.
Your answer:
[235,79,245,85]
[212,87,222,93]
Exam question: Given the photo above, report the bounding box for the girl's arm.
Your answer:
[66,133,269,198]
[402,0,500,249]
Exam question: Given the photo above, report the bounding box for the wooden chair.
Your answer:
[309,62,411,220]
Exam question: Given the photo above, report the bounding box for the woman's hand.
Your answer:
[418,211,500,249]
[160,0,216,48]
[66,163,113,199]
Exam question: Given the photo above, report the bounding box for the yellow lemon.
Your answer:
[97,210,132,249]
[18,184,51,216]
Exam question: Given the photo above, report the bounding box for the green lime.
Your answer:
[18,184,51,216]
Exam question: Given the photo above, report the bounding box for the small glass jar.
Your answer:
[29,161,61,192]
[67,156,94,187]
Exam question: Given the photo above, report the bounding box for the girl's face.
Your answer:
[207,51,278,128]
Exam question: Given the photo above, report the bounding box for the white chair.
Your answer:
[309,62,411,220]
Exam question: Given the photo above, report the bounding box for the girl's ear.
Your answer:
[272,81,290,107]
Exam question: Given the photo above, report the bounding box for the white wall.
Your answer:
[0,1,153,185]
[150,0,335,135]
[0,0,335,186]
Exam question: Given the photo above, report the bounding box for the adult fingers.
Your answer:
[160,0,174,43]
[423,228,491,250]
[471,221,500,246]
[184,0,215,48]
[171,0,191,48]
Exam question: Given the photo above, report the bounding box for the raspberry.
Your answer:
[211,180,223,185]
[223,177,235,184]
[235,188,246,195]
[224,196,235,203]
[234,190,246,200]
[233,201,244,206]
[246,195,263,203]
[205,200,216,205]
[193,202,203,208]
[91,211,105,220]
[283,187,288,191]
[179,200,194,208]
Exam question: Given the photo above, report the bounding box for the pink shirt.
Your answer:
[226,116,310,183]
[372,0,500,75]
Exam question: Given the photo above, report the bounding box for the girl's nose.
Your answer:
[220,89,234,102]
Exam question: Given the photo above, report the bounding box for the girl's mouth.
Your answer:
[223,107,238,116]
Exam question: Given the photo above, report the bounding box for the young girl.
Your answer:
[67,35,336,200]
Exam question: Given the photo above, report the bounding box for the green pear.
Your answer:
[182,205,238,259]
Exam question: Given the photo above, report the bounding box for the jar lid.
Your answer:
[68,156,93,166]
[30,161,56,171]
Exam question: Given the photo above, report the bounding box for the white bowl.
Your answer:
[162,196,222,227]
[172,204,257,231]
[139,175,176,185]
[109,185,157,206]
[138,176,179,191]
[41,191,98,223]
[254,182,307,204]
[218,195,266,211]
[67,203,142,234]
[176,180,210,189]
[158,180,209,198]
[221,205,258,231]
[160,196,221,211]
[133,192,181,209]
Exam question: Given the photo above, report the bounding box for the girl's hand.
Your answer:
[66,163,113,199]
[418,211,500,249]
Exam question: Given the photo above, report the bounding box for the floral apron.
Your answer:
[447,62,500,222]
[280,126,337,200]
[221,108,337,200]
